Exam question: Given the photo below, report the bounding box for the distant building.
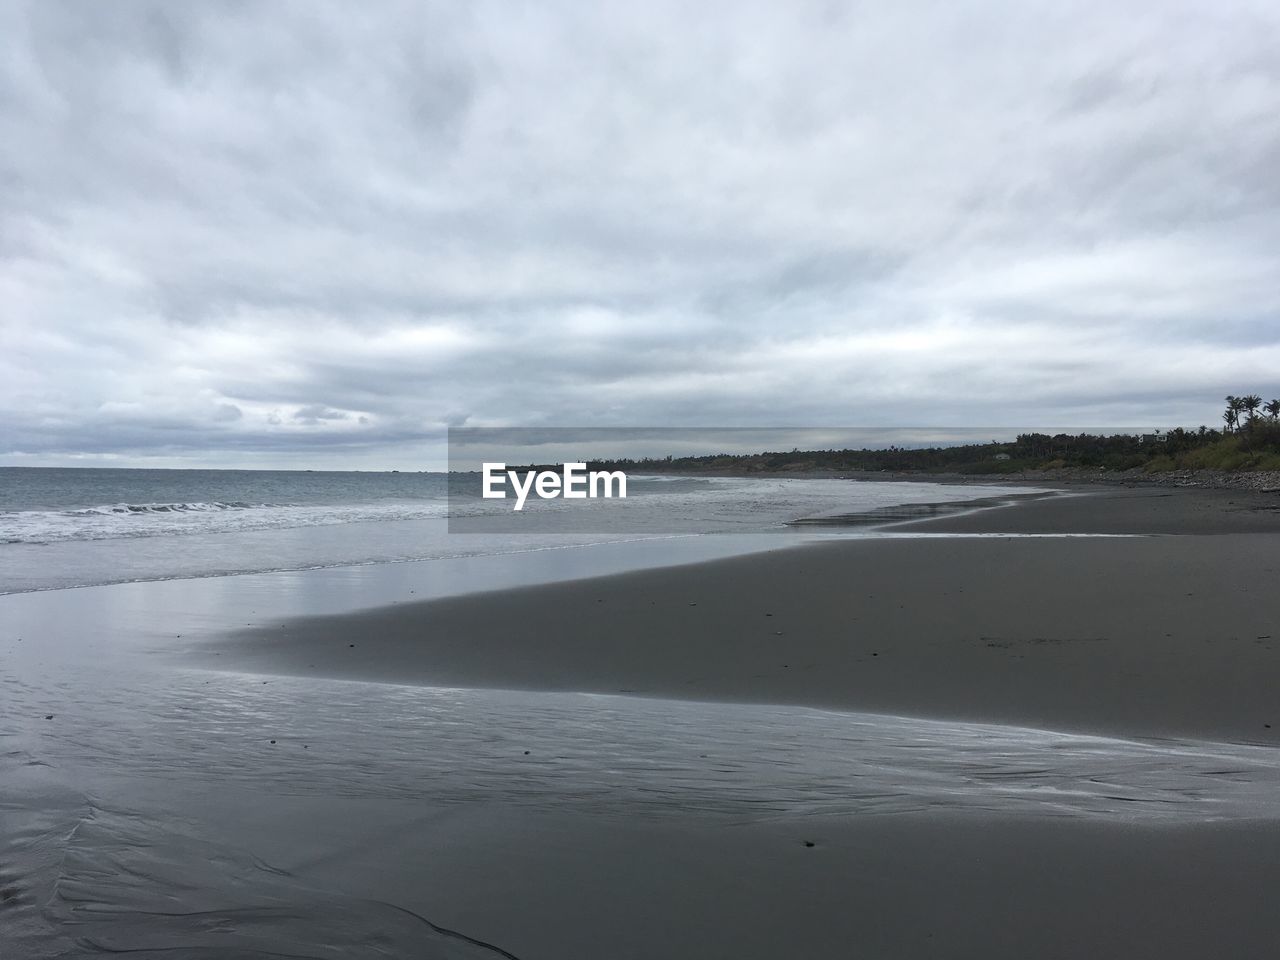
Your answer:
[1137,431,1167,445]
[993,453,1011,461]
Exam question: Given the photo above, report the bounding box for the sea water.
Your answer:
[0,467,1033,593]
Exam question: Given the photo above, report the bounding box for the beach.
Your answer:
[5,482,1280,958]
[211,485,1280,744]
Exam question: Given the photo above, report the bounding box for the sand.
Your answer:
[210,487,1280,745]
[10,483,1280,959]
[160,483,1280,958]
[896,482,1280,535]
[367,811,1280,960]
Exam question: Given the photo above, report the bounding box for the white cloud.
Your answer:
[2,0,1279,466]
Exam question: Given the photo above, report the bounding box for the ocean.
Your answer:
[0,467,1031,594]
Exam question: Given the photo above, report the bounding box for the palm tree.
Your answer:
[1223,395,1240,433]
[1242,394,1263,425]
[1265,399,1280,421]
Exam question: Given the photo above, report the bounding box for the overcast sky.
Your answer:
[3,1,1278,469]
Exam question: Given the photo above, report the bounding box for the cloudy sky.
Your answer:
[3,1,1278,468]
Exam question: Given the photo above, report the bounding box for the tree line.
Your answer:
[585,394,1280,476]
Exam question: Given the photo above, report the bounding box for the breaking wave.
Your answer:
[1,500,453,545]
[66,500,258,515]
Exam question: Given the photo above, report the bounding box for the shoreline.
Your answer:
[0,476,1048,597]
[788,488,1065,526]
[649,465,1280,493]
[204,484,1280,745]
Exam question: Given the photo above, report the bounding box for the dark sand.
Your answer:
[211,486,1280,745]
[895,482,1280,535]
[185,484,1280,958]
[371,811,1280,960]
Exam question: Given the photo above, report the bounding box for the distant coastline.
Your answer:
[651,466,1280,493]
[579,417,1280,490]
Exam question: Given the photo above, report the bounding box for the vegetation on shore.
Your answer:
[589,396,1280,476]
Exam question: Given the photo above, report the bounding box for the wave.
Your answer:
[66,500,260,515]
[0,499,454,545]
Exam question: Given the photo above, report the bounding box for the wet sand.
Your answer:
[9,483,1280,958]
[17,782,1279,959]
[211,487,1280,745]
[172,483,1280,958]
[895,482,1280,535]
[370,811,1280,960]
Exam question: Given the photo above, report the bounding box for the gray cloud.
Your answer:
[2,0,1279,468]
[292,404,349,424]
